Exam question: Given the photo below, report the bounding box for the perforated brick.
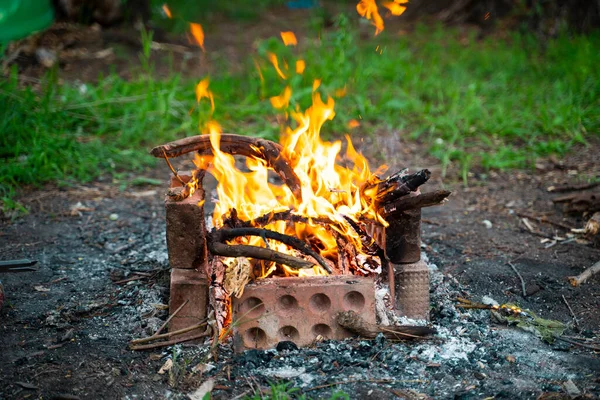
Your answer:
[231,275,375,352]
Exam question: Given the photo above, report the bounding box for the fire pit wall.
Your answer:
[165,173,429,349]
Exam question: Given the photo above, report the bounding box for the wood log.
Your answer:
[335,311,436,340]
[150,134,302,201]
[380,190,451,218]
[363,169,431,205]
[208,227,333,273]
[553,191,600,213]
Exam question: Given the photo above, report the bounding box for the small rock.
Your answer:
[482,220,493,229]
[109,213,119,221]
[563,379,581,398]
[35,48,57,68]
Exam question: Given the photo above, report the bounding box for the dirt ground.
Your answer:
[2,10,600,400]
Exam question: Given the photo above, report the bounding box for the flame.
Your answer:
[280,31,298,46]
[267,52,287,79]
[270,86,292,110]
[348,119,361,129]
[194,77,387,280]
[381,0,408,16]
[295,60,305,74]
[189,22,205,51]
[162,4,172,18]
[357,0,384,35]
[195,78,215,112]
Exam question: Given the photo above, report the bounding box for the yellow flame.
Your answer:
[295,60,306,74]
[381,0,407,16]
[267,52,287,79]
[280,31,298,46]
[270,86,292,110]
[195,78,214,112]
[357,0,384,35]
[189,23,205,51]
[162,4,172,18]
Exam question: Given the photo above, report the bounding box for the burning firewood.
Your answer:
[150,134,302,201]
[363,169,431,205]
[336,310,436,340]
[379,189,452,218]
[208,227,333,273]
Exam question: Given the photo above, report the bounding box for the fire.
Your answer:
[295,60,305,74]
[266,52,287,79]
[356,0,384,35]
[381,0,408,16]
[162,4,172,18]
[280,31,297,46]
[189,22,205,51]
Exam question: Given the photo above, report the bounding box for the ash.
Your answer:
[185,252,599,399]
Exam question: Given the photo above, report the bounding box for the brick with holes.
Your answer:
[231,275,375,352]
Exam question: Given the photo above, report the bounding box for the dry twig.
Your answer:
[507,261,527,297]
[568,260,600,287]
[561,295,580,331]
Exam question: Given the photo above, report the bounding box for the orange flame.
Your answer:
[189,22,205,51]
[280,31,298,46]
[295,60,306,74]
[348,119,361,129]
[162,4,172,18]
[270,86,292,110]
[195,78,214,112]
[267,52,287,79]
[357,0,384,35]
[381,0,408,16]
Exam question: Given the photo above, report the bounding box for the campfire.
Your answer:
[148,18,449,351]
[150,108,449,350]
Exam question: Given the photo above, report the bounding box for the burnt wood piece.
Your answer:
[150,134,302,201]
[0,259,38,273]
[167,169,207,202]
[336,311,436,340]
[553,191,600,213]
[380,190,451,218]
[386,207,422,264]
[209,227,333,273]
[363,169,431,204]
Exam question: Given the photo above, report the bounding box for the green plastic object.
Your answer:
[0,0,54,43]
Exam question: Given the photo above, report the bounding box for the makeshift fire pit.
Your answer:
[150,132,450,352]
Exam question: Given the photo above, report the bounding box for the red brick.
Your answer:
[231,275,375,352]
[169,268,209,337]
[165,189,208,272]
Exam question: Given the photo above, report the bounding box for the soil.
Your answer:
[2,9,600,400]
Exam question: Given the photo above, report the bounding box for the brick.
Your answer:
[169,268,209,336]
[393,259,430,320]
[231,275,375,352]
[165,189,208,271]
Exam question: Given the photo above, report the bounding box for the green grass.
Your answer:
[243,381,349,400]
[1,17,599,212]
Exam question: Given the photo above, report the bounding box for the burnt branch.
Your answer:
[380,190,451,218]
[150,134,302,201]
[209,227,333,273]
[363,169,431,205]
[336,311,436,340]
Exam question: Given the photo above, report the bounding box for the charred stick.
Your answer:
[167,168,206,201]
[162,149,185,185]
[335,311,436,340]
[129,331,209,351]
[150,134,302,201]
[380,190,451,218]
[130,320,208,345]
[210,228,332,273]
[362,169,431,204]
[209,241,315,270]
[342,215,382,256]
[568,260,600,287]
